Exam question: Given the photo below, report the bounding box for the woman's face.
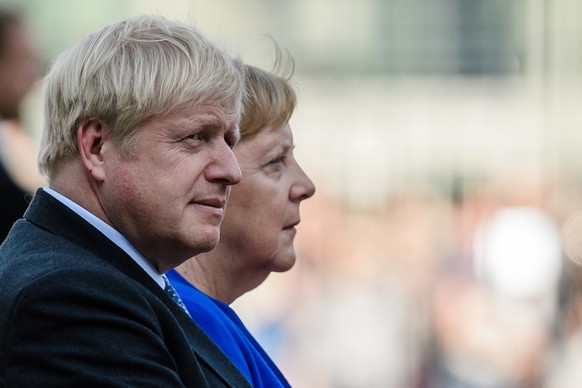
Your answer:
[220,122,315,273]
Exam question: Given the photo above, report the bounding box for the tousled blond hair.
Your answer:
[39,14,244,179]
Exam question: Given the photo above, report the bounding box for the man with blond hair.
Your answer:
[0,15,251,387]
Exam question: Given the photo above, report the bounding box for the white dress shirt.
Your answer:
[43,187,165,289]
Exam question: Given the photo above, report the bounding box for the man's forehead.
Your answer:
[162,103,237,123]
[193,102,238,119]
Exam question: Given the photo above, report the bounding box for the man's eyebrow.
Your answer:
[196,114,236,129]
[189,115,220,126]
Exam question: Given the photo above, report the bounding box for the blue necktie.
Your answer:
[162,274,191,317]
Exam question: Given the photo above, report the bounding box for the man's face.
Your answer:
[99,103,242,272]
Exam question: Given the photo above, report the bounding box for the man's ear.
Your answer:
[78,119,108,181]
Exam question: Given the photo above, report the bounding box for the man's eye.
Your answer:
[185,133,202,141]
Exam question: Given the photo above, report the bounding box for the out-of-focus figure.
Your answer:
[546,210,582,387]
[428,173,564,388]
[0,6,42,242]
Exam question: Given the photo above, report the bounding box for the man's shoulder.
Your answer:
[1,217,111,278]
[0,217,154,323]
[0,222,250,387]
[0,238,204,386]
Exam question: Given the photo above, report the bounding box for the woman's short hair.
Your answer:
[240,45,296,141]
[39,14,244,179]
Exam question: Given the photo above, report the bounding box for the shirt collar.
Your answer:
[42,187,165,288]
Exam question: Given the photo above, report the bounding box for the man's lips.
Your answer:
[194,197,226,208]
[190,197,226,216]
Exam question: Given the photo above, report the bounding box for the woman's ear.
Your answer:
[77,119,108,181]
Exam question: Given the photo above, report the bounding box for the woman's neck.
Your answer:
[175,250,238,304]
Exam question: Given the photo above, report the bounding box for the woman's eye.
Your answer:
[263,153,287,176]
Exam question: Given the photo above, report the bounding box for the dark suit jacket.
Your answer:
[0,189,252,387]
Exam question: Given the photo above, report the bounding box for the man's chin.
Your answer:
[191,234,220,254]
[161,233,220,265]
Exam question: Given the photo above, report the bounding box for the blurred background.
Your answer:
[5,0,582,386]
